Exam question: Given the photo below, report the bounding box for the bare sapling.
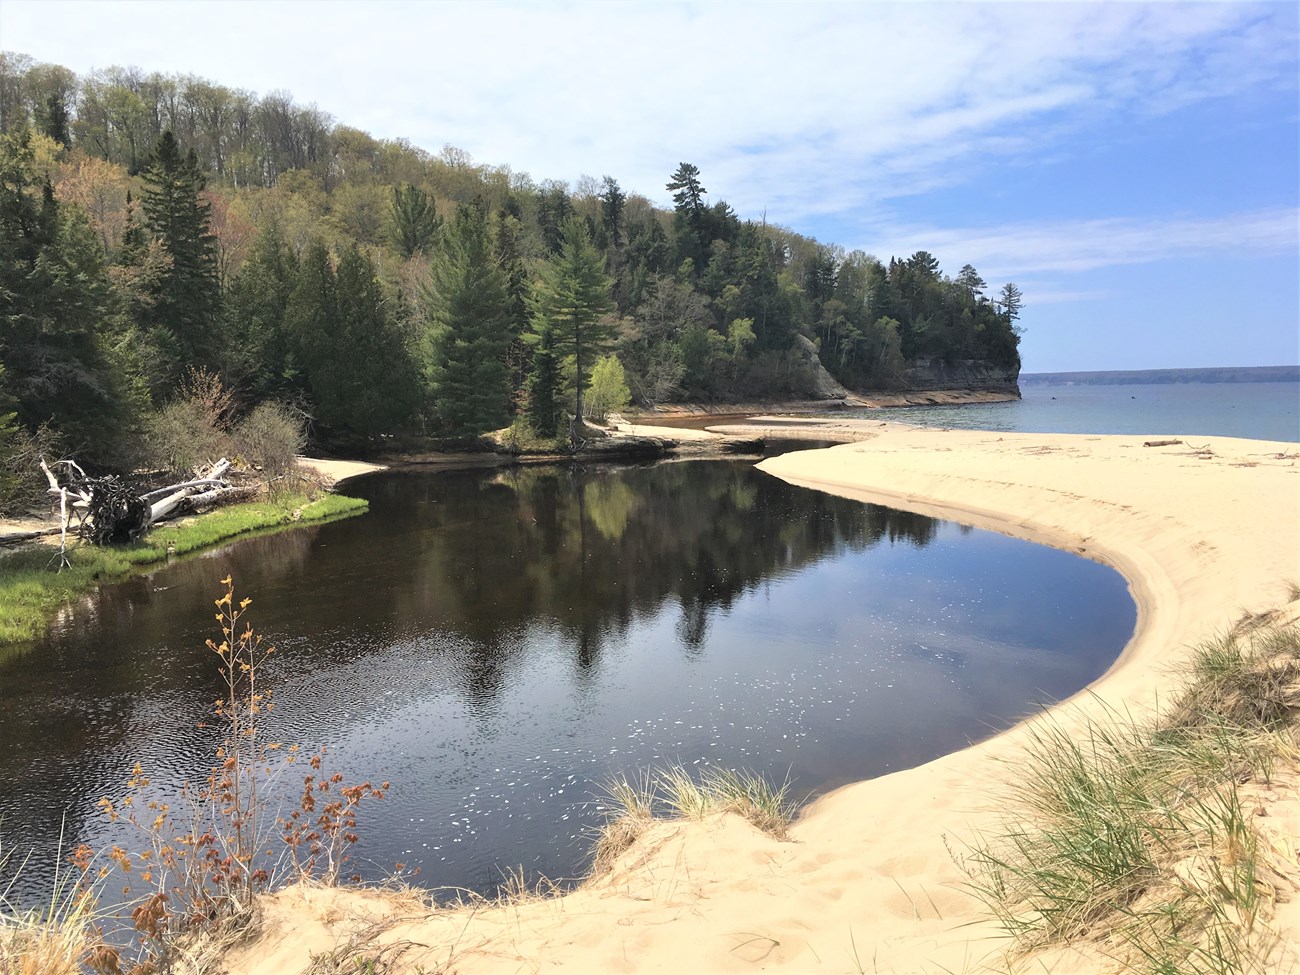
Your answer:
[88,576,387,973]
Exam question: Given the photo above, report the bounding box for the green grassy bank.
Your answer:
[0,492,367,646]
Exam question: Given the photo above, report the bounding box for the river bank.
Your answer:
[0,465,374,645]
[216,422,1300,974]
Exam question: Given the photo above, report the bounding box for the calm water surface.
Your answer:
[838,381,1299,441]
[0,460,1135,901]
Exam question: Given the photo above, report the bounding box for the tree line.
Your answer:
[0,52,1022,485]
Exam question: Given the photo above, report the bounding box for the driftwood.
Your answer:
[0,526,63,546]
[40,457,236,564]
[1143,439,1183,448]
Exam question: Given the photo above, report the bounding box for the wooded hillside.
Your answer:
[0,52,1022,481]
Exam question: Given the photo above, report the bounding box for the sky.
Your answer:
[1,0,1296,373]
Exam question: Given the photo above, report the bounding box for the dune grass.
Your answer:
[0,832,104,975]
[0,491,366,646]
[964,623,1300,975]
[591,764,797,876]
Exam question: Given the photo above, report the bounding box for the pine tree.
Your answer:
[333,244,417,436]
[32,93,72,147]
[666,163,706,218]
[998,282,1023,321]
[494,210,531,407]
[0,129,128,455]
[284,238,340,409]
[423,200,515,439]
[390,184,441,258]
[525,325,560,437]
[599,176,626,249]
[226,223,300,399]
[666,163,708,274]
[138,130,221,375]
[528,219,615,423]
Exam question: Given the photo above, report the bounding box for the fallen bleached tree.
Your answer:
[38,457,244,562]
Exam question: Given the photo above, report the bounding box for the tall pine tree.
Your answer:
[423,200,515,439]
[528,219,615,425]
[333,244,417,436]
[226,223,300,399]
[138,130,220,377]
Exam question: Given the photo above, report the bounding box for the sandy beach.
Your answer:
[297,456,388,487]
[227,424,1300,975]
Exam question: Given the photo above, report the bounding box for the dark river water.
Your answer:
[0,458,1135,903]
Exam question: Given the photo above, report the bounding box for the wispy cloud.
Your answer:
[4,1,1295,222]
[857,208,1300,282]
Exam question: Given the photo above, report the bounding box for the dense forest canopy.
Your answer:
[0,51,1021,474]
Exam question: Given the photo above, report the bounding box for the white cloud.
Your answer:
[1,0,1294,223]
[856,208,1300,281]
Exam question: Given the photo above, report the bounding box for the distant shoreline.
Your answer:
[1022,364,1299,385]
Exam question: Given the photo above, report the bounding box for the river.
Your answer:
[0,457,1135,903]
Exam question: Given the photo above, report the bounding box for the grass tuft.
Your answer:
[0,831,106,975]
[590,772,657,875]
[964,623,1300,974]
[590,763,797,876]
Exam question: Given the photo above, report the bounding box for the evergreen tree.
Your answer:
[0,129,129,455]
[528,219,615,423]
[282,239,415,439]
[284,238,340,409]
[526,325,560,437]
[599,176,626,249]
[330,245,417,436]
[424,200,515,439]
[138,130,221,375]
[33,93,71,147]
[956,264,987,300]
[666,163,708,274]
[226,223,300,399]
[998,282,1023,321]
[495,209,531,405]
[536,183,573,255]
[666,162,706,219]
[390,183,441,258]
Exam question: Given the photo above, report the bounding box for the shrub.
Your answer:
[141,368,238,475]
[234,402,307,489]
[0,422,67,516]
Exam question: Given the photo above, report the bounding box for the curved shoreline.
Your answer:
[229,425,1300,974]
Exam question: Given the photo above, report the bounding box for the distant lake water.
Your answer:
[837,381,1299,442]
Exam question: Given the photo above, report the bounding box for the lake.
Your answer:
[0,459,1135,903]
[835,381,1299,442]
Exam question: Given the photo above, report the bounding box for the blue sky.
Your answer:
[2,0,1296,372]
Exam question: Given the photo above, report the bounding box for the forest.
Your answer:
[0,51,1022,492]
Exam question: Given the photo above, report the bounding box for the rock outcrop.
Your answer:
[900,357,1021,395]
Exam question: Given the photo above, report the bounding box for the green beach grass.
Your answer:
[0,491,367,646]
[964,623,1300,975]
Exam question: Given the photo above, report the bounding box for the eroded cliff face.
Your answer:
[900,358,1021,395]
